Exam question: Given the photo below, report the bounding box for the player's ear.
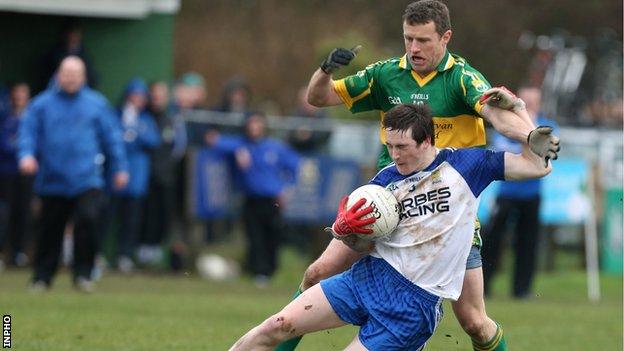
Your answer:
[441,30,452,45]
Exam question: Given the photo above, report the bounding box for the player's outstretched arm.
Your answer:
[480,86,536,143]
[504,141,555,181]
[307,46,361,107]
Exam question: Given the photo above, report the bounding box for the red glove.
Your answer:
[331,196,376,237]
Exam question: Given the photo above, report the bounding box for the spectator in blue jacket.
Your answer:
[209,111,299,287]
[18,56,128,292]
[0,82,33,269]
[481,86,559,299]
[108,78,160,273]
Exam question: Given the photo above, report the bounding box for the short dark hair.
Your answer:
[382,104,435,146]
[403,0,451,37]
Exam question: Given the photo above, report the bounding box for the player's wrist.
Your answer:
[511,98,526,113]
[320,63,334,75]
[332,218,352,237]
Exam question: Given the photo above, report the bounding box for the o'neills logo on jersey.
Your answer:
[411,93,429,102]
[399,186,451,219]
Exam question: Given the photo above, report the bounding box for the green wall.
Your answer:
[0,12,174,104]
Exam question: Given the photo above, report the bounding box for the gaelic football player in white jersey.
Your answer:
[229,104,559,351]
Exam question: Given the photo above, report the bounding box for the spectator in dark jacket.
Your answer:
[41,23,98,90]
[138,81,186,267]
[0,82,33,269]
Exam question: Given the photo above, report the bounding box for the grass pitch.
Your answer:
[0,249,621,350]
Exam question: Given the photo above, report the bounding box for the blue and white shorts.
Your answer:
[320,256,443,351]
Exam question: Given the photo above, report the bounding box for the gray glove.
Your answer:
[324,227,374,252]
[320,45,362,74]
[480,86,525,111]
[527,126,560,167]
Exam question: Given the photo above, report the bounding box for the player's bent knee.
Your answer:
[459,317,488,338]
[302,263,325,290]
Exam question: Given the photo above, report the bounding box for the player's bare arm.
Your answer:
[306,68,343,107]
[480,104,534,144]
[504,143,554,180]
[480,86,536,142]
[307,46,361,107]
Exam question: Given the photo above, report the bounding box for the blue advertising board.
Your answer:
[282,156,361,223]
[193,148,236,219]
[193,152,361,223]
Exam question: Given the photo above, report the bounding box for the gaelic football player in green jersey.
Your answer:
[275,1,559,351]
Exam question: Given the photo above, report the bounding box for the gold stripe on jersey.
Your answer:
[332,79,353,108]
[411,70,437,87]
[442,53,456,70]
[460,74,467,96]
[379,111,387,143]
[332,78,373,109]
[399,55,407,69]
[433,115,486,148]
[474,100,485,116]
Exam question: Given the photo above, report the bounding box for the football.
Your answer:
[346,184,400,240]
[196,254,239,281]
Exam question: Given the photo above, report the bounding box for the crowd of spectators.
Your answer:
[0,26,336,291]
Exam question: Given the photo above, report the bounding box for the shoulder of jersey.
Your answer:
[364,57,402,71]
[371,162,401,185]
[450,53,468,67]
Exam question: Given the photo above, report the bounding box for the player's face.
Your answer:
[385,127,429,175]
[403,21,451,76]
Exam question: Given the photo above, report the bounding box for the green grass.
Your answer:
[0,249,622,350]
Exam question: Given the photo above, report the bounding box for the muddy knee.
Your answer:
[302,264,326,290]
[258,314,299,344]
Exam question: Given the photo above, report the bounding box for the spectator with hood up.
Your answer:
[108,78,160,273]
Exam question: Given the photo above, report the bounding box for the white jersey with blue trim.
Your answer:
[370,147,505,300]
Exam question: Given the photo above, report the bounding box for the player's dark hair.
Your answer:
[403,0,451,37]
[382,104,435,146]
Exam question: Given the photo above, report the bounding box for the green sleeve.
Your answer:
[332,62,382,113]
[458,63,491,116]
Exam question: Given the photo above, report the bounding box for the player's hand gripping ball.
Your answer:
[331,184,400,241]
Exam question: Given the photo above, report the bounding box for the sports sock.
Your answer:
[274,287,304,351]
[472,323,507,351]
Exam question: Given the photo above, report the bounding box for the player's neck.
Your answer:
[411,147,438,173]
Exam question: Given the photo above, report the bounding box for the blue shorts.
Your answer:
[320,256,443,351]
[466,245,482,270]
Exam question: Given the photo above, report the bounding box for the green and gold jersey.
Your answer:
[333,50,491,168]
[333,50,490,246]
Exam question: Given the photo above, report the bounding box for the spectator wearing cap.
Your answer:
[107,78,160,273]
[174,71,208,111]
